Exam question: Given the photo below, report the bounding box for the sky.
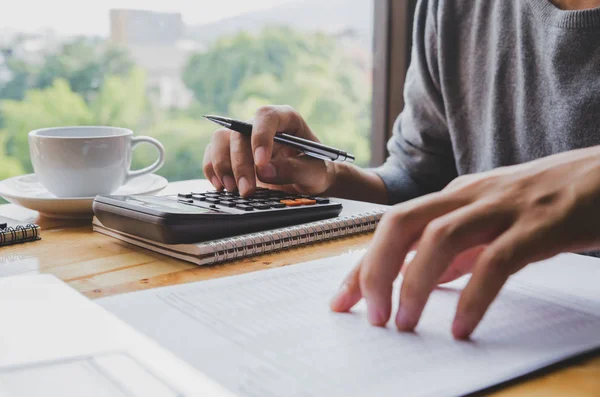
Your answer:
[0,0,297,37]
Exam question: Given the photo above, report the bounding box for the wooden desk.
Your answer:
[1,179,598,397]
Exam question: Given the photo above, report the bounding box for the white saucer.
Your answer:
[0,174,168,219]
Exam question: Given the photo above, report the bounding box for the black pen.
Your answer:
[203,115,355,163]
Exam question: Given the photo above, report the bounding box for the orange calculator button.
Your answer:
[280,199,302,206]
[297,198,317,205]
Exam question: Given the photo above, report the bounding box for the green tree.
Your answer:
[183,27,337,115]
[35,39,134,103]
[0,132,24,180]
[0,37,133,104]
[183,27,371,165]
[0,58,35,102]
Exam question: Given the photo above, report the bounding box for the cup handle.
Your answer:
[125,136,165,182]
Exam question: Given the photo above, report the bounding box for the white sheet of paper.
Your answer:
[0,274,234,397]
[99,252,600,397]
[0,255,39,278]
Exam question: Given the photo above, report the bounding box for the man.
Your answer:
[203,0,600,339]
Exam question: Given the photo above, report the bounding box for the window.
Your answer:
[0,0,378,184]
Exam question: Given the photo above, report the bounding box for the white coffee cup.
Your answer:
[28,126,165,198]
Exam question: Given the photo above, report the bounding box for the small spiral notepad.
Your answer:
[93,199,388,266]
[0,221,40,247]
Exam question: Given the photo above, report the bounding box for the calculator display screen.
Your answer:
[127,197,214,214]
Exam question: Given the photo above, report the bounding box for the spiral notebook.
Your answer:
[0,216,41,247]
[92,199,388,266]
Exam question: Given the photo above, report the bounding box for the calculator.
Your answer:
[92,188,343,244]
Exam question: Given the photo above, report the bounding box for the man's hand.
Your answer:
[330,146,600,339]
[203,105,335,197]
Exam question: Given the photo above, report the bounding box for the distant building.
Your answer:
[110,9,195,109]
[110,9,183,46]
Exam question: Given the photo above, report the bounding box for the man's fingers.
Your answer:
[210,129,236,191]
[203,144,222,190]
[397,201,512,332]
[251,105,308,166]
[401,244,484,284]
[436,245,486,284]
[452,222,559,339]
[229,131,256,196]
[330,263,362,312]
[357,193,470,327]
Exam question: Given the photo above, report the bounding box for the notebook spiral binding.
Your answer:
[208,209,386,264]
[0,224,40,246]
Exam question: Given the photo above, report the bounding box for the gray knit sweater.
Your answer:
[375,0,600,204]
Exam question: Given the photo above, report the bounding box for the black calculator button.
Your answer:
[236,204,254,211]
[205,198,221,204]
[315,198,330,204]
[266,202,286,208]
[235,199,251,204]
[178,193,192,199]
[178,199,194,204]
[220,200,237,207]
[192,195,206,201]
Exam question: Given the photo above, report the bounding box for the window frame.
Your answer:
[370,0,418,166]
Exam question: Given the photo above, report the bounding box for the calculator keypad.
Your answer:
[177,188,333,212]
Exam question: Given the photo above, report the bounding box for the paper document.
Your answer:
[0,254,39,278]
[99,252,600,397]
[0,274,234,397]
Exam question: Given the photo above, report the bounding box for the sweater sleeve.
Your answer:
[373,0,457,205]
